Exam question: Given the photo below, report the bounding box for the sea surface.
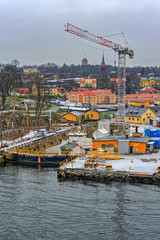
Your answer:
[0,166,160,240]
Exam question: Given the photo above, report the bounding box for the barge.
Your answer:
[3,149,75,167]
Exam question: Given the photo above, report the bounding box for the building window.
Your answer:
[137,118,139,121]
[149,113,151,115]
[146,113,148,115]
[143,118,145,121]
[91,114,93,118]
[132,117,134,120]
[129,117,131,120]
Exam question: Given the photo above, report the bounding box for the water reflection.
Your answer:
[0,167,160,240]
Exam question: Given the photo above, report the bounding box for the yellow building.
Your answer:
[80,77,97,88]
[84,109,100,121]
[50,88,57,96]
[32,85,66,97]
[128,101,150,107]
[140,77,160,87]
[115,108,156,124]
[63,111,83,124]
[23,68,40,74]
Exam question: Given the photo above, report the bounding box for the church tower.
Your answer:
[100,53,106,73]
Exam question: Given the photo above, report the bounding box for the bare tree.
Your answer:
[11,59,20,68]
[0,66,21,109]
[31,73,46,116]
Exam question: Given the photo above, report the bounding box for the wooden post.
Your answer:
[27,104,29,134]
[38,156,41,163]
[37,103,40,130]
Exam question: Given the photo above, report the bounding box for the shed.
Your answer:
[93,128,109,139]
[63,111,83,123]
[84,109,100,121]
[68,131,87,142]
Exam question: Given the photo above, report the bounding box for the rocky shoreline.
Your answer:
[57,168,160,185]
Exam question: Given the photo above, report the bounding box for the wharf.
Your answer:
[57,168,160,185]
[57,150,160,185]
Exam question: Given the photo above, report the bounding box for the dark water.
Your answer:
[0,166,160,240]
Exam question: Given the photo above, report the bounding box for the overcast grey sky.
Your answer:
[1,0,160,67]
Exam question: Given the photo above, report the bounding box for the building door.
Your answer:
[130,146,135,153]
[79,94,83,103]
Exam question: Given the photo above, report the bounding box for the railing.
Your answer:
[59,155,78,168]
[10,148,85,157]
[87,150,123,160]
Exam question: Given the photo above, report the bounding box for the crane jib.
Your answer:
[65,23,116,49]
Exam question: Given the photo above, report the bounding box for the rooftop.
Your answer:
[115,107,151,117]
[93,135,149,143]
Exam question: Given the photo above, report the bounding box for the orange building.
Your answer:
[15,88,30,96]
[140,87,158,94]
[92,136,151,154]
[67,89,115,105]
[125,94,160,104]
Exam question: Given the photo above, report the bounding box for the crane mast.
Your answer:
[65,23,134,135]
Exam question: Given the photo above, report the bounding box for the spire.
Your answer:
[100,53,106,72]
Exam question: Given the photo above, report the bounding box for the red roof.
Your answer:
[80,78,97,83]
[80,79,85,83]
[140,87,158,93]
[125,94,160,102]
[110,78,118,82]
[69,89,114,96]
[15,88,29,93]
[92,79,97,83]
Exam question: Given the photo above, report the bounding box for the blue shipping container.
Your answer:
[145,129,150,137]
[150,138,160,149]
[150,130,157,137]
[156,129,160,137]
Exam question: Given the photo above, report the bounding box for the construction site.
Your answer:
[0,23,160,185]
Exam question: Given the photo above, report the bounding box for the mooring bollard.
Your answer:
[38,156,41,163]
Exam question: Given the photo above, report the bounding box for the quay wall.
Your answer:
[57,168,160,185]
